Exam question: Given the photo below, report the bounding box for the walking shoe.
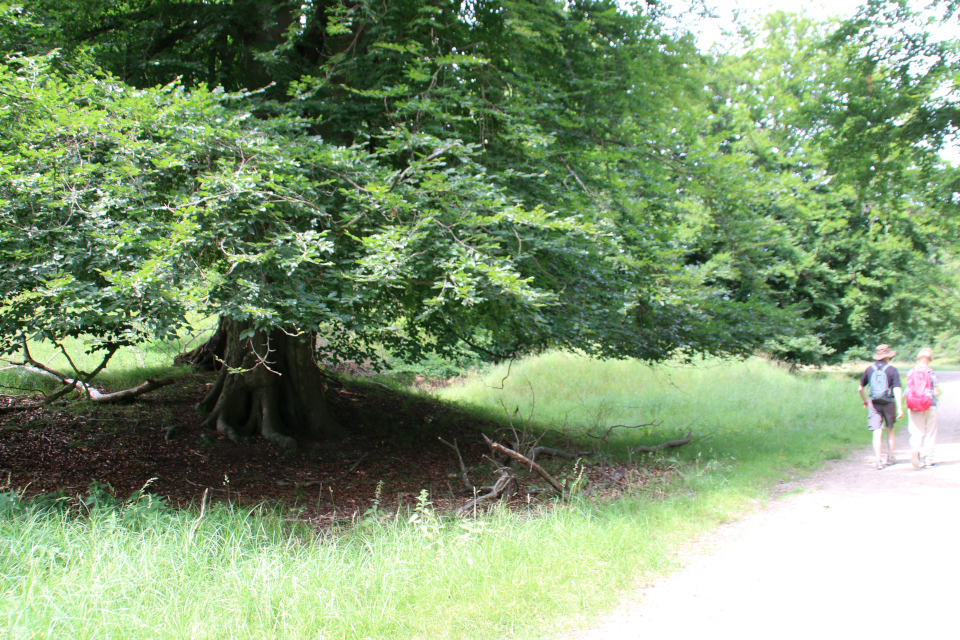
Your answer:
[876,461,885,470]
[887,456,896,465]
[912,451,922,468]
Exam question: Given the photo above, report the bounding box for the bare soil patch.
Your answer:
[0,374,670,526]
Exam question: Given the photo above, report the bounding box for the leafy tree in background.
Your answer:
[818,0,960,198]
[682,8,960,363]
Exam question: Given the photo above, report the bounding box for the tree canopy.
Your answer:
[2,0,959,443]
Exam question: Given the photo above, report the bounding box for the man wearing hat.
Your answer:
[858,344,903,470]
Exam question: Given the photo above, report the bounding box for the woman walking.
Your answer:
[905,347,942,468]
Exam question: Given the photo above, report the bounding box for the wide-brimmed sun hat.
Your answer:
[873,344,897,360]
[917,347,933,362]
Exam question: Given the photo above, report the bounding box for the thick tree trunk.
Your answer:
[196,320,343,449]
[176,316,228,370]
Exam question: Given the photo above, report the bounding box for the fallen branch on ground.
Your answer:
[483,434,566,496]
[77,378,176,402]
[456,471,516,516]
[0,403,41,415]
[631,429,693,454]
[586,421,661,450]
[529,446,592,461]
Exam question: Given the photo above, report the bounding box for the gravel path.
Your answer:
[562,371,960,639]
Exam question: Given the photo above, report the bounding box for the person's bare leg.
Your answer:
[873,429,883,465]
[908,409,924,466]
[924,408,938,464]
[887,427,896,463]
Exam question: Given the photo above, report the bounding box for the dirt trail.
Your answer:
[563,371,960,639]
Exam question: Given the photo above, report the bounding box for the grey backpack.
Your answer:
[869,363,894,404]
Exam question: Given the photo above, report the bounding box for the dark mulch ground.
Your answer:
[1,374,646,526]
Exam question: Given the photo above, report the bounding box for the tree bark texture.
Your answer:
[175,316,228,370]
[197,320,343,450]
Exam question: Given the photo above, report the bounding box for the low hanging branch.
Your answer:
[12,337,175,404]
[631,429,694,454]
[19,365,175,403]
[483,434,567,496]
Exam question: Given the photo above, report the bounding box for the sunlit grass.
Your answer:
[438,352,861,476]
[1,484,756,640]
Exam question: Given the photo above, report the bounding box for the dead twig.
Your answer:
[282,452,372,489]
[456,470,515,516]
[439,437,474,492]
[185,478,225,492]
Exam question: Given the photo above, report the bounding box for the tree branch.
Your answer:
[455,471,515,516]
[631,429,693,454]
[529,446,592,461]
[483,434,566,496]
[388,143,457,192]
[439,437,474,492]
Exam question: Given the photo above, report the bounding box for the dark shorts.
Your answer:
[868,400,897,431]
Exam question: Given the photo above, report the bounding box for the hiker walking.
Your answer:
[905,347,942,468]
[858,344,903,470]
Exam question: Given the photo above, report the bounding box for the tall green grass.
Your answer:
[1,485,762,640]
[2,354,866,639]
[439,353,859,476]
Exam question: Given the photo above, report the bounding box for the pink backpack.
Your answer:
[905,366,933,412]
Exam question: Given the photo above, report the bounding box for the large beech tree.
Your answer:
[1,2,799,448]
[0,50,614,446]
